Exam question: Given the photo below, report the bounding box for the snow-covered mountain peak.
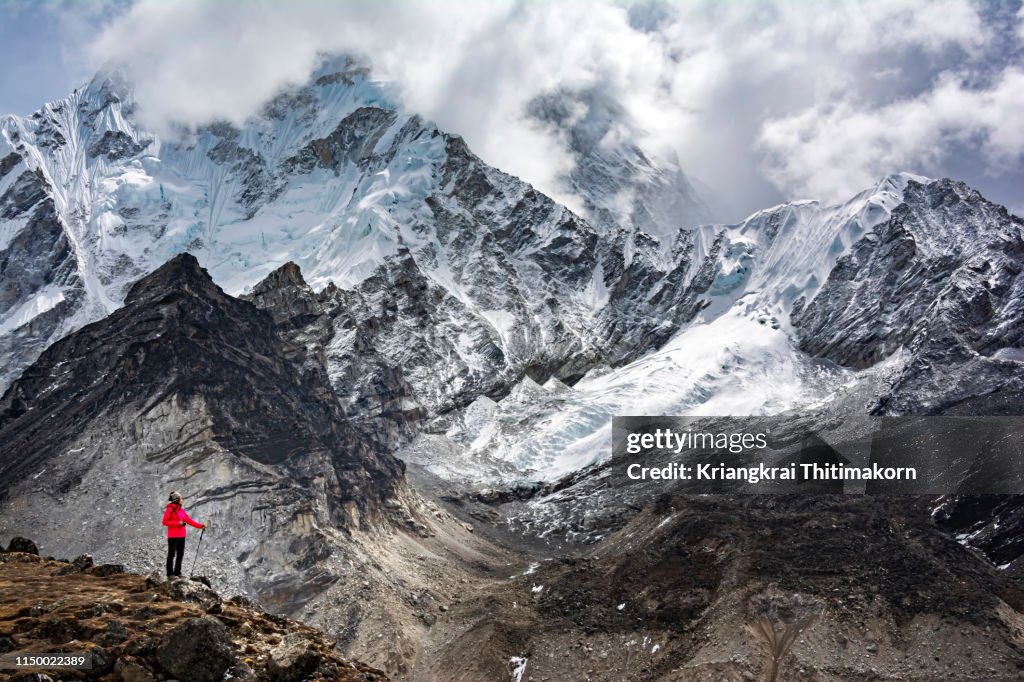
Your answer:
[4,50,1021,493]
[0,54,701,397]
[706,171,937,320]
[528,86,710,241]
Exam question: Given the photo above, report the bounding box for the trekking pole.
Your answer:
[189,527,205,579]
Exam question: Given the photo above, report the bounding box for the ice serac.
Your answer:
[0,253,406,596]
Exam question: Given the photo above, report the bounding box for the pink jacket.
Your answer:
[162,503,203,538]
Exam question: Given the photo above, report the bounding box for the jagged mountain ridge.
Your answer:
[10,54,1020,462]
[425,174,1024,484]
[0,55,713,408]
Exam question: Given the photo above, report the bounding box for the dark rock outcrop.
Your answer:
[6,537,38,554]
[0,253,405,529]
[51,554,93,576]
[285,107,399,174]
[88,130,147,160]
[167,576,223,611]
[267,632,322,682]
[156,615,235,682]
[934,495,1024,572]
[87,563,126,577]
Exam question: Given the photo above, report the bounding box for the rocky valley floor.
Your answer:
[398,478,1024,682]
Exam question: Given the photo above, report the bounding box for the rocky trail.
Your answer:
[0,541,389,682]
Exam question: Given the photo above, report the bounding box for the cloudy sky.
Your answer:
[1,0,1022,220]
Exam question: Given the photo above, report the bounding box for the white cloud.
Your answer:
[759,68,1024,201]
[82,0,1022,220]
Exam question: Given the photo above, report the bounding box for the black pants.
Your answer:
[167,537,185,576]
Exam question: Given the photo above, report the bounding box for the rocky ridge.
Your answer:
[792,178,1024,415]
[0,254,407,604]
[0,540,388,682]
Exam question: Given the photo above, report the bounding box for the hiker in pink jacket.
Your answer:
[162,491,205,577]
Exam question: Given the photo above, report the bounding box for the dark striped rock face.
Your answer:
[0,254,406,600]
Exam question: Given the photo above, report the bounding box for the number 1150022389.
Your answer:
[0,653,93,670]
